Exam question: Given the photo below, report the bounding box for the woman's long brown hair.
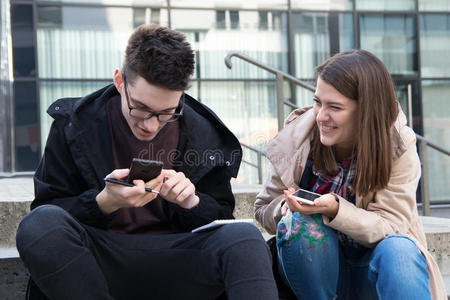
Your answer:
[311,50,399,197]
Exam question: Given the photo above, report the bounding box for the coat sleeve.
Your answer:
[166,166,235,231]
[254,163,287,235]
[32,120,113,228]
[322,140,421,248]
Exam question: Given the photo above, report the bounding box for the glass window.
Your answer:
[11,4,36,77]
[40,0,167,5]
[419,0,450,11]
[198,80,277,184]
[295,81,315,108]
[291,0,353,11]
[421,80,450,203]
[36,6,168,79]
[394,81,421,133]
[359,14,417,76]
[39,81,111,148]
[14,82,39,171]
[170,0,288,9]
[171,10,289,79]
[356,0,415,11]
[293,13,354,79]
[420,14,450,77]
[186,80,199,100]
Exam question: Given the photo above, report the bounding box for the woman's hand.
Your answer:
[282,188,339,219]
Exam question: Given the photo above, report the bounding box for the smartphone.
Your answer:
[126,158,163,184]
[291,188,321,205]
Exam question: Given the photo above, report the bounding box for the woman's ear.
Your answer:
[113,69,123,93]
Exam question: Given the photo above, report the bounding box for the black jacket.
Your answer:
[32,84,242,232]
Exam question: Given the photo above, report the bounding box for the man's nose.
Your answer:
[142,115,160,131]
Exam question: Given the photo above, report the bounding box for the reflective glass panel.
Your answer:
[359,14,417,76]
[40,0,167,5]
[420,14,450,77]
[356,0,415,11]
[292,13,354,79]
[419,0,450,11]
[14,82,39,171]
[199,81,278,184]
[291,0,353,11]
[421,80,450,203]
[37,6,168,79]
[171,10,289,79]
[39,81,111,148]
[11,4,36,77]
[394,81,421,133]
[295,81,315,108]
[170,0,288,9]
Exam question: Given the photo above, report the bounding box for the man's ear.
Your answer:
[113,69,123,93]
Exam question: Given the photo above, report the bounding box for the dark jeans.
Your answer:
[16,205,278,300]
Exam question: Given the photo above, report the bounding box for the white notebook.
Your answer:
[192,219,254,233]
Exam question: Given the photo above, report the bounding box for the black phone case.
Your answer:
[127,158,163,183]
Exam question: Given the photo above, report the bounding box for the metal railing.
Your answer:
[225,51,315,131]
[225,51,450,216]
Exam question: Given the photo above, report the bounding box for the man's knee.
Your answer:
[217,223,264,244]
[16,205,70,253]
[211,223,269,259]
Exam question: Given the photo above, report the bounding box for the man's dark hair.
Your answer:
[123,24,195,91]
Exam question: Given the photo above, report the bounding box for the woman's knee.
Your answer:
[277,213,337,253]
[371,234,427,274]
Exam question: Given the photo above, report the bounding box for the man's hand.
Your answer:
[96,169,163,214]
[281,187,339,219]
[159,169,199,209]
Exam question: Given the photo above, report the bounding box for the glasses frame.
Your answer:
[122,74,184,123]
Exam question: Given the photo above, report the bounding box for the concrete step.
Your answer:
[1,179,449,299]
[232,185,450,276]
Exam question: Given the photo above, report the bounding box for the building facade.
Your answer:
[1,0,449,203]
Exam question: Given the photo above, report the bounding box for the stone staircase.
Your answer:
[1,178,449,299]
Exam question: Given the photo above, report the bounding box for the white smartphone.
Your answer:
[290,188,321,205]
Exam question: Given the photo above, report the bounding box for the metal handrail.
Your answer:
[241,143,265,184]
[225,51,315,130]
[0,171,35,178]
[226,51,450,215]
[416,135,450,156]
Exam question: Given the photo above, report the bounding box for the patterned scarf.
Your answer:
[311,153,367,255]
[311,152,356,203]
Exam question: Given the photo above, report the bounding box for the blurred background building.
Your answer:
[1,0,449,204]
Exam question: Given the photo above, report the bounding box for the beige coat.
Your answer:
[255,106,447,300]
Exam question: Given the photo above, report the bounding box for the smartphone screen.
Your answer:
[126,158,163,183]
[291,189,320,205]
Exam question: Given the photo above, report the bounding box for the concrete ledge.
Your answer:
[421,216,450,275]
[1,181,450,299]
[233,186,450,276]
[0,248,29,300]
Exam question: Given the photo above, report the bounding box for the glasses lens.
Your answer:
[129,109,150,119]
[158,114,176,122]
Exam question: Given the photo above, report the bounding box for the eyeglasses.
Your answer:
[122,74,184,123]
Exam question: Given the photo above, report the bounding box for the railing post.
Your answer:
[257,151,263,184]
[407,84,413,127]
[420,139,431,216]
[276,73,284,131]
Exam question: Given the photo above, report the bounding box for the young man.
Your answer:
[16,25,278,300]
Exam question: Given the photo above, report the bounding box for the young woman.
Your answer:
[255,50,446,300]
